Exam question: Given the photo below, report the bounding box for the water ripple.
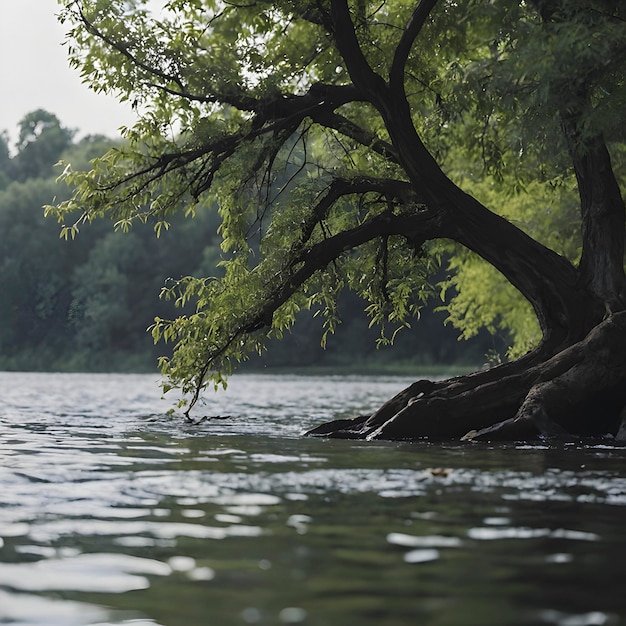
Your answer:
[0,372,625,626]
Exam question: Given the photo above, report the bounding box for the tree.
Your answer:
[50,0,626,441]
[11,110,75,181]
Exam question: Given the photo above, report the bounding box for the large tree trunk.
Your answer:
[306,157,626,443]
[305,1,626,443]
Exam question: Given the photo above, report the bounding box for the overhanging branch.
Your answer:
[183,176,437,415]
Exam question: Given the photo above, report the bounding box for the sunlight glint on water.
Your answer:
[0,372,625,626]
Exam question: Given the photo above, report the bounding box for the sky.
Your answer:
[0,0,138,149]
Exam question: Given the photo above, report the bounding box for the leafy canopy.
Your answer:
[49,0,626,412]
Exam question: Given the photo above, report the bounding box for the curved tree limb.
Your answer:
[389,0,438,89]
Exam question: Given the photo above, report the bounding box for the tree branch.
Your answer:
[310,108,399,163]
[389,0,439,90]
[329,0,387,97]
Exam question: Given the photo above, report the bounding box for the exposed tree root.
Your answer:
[306,312,626,442]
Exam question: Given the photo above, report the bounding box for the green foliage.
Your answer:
[411,1,626,176]
[50,0,626,413]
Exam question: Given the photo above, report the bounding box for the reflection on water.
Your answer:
[0,372,625,625]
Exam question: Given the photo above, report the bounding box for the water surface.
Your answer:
[0,372,625,625]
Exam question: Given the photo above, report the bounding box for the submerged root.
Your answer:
[306,312,626,442]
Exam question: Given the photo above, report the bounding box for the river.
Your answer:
[0,371,624,626]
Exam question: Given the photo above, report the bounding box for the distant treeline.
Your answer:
[0,110,502,373]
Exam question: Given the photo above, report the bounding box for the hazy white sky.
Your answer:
[0,0,138,148]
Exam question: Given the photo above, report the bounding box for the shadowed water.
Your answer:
[0,372,625,626]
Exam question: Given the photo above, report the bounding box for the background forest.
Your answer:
[0,110,497,373]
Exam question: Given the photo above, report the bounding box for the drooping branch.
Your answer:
[70,2,208,101]
[60,81,392,228]
[69,2,375,120]
[181,176,437,415]
[245,176,429,325]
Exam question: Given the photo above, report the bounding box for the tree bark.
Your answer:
[564,119,626,311]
